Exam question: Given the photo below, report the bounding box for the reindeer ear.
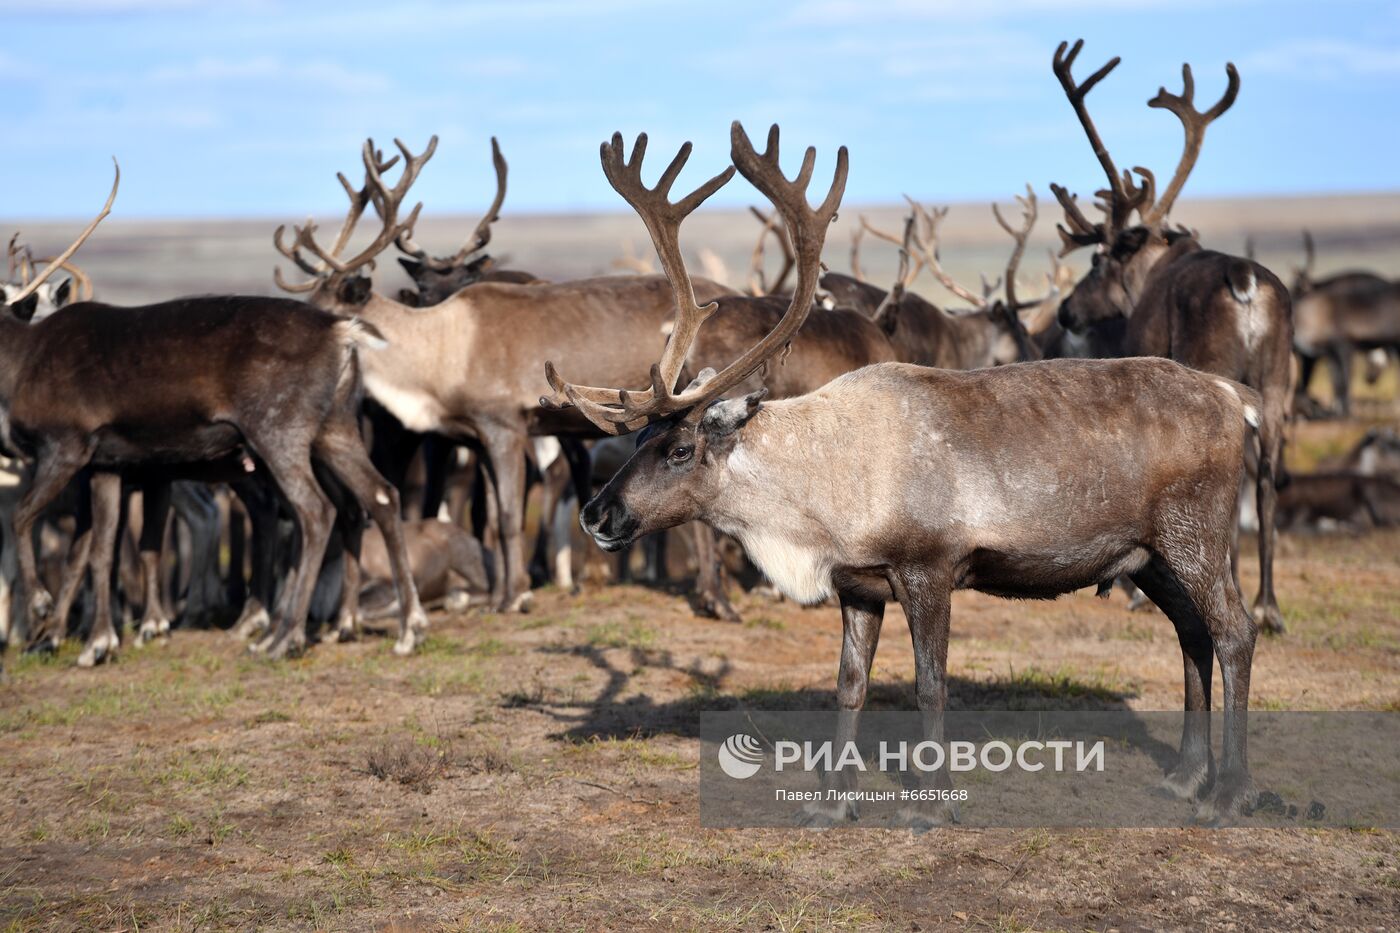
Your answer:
[52,279,72,308]
[8,293,38,322]
[397,257,422,277]
[701,388,767,436]
[337,275,373,306]
[1110,227,1151,261]
[683,367,717,393]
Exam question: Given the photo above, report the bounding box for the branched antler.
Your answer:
[1139,62,1240,227]
[543,122,848,434]
[396,137,508,271]
[275,137,437,293]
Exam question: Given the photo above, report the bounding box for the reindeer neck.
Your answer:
[0,313,35,405]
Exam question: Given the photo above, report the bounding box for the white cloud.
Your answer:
[1243,39,1400,79]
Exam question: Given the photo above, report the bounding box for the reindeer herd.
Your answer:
[1,40,1398,822]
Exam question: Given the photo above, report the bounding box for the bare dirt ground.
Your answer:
[1,416,1397,932]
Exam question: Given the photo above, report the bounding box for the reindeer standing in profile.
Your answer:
[1049,39,1293,634]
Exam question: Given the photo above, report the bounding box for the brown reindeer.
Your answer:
[0,163,427,663]
[831,188,1046,368]
[393,137,538,307]
[1290,231,1400,416]
[276,135,892,619]
[552,121,1263,824]
[1049,39,1293,635]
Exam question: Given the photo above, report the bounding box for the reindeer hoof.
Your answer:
[231,606,271,641]
[259,631,306,661]
[1194,774,1255,826]
[77,632,119,668]
[504,591,533,614]
[443,590,471,614]
[690,590,742,623]
[1253,603,1286,635]
[393,629,423,657]
[28,591,54,622]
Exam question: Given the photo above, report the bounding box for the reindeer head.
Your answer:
[861,184,1044,366]
[2,165,115,322]
[1048,40,1239,334]
[393,137,508,306]
[274,137,437,313]
[541,122,847,550]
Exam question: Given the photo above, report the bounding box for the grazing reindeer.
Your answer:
[0,163,427,663]
[1048,39,1293,634]
[393,137,538,307]
[277,135,891,619]
[1290,231,1400,416]
[552,121,1262,823]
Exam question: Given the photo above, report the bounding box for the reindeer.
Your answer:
[550,121,1262,824]
[835,188,1047,368]
[275,135,892,620]
[1048,39,1293,635]
[3,236,86,321]
[0,162,427,664]
[393,137,538,307]
[1290,231,1400,416]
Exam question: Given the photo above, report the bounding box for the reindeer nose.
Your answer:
[581,496,635,550]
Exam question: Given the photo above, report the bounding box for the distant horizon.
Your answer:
[9,188,1400,227]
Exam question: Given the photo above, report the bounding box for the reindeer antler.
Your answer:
[747,206,795,296]
[1049,40,1153,251]
[903,198,988,309]
[543,122,848,434]
[993,184,1038,310]
[275,137,437,293]
[1139,62,1240,227]
[396,136,508,271]
[870,213,919,328]
[6,159,118,307]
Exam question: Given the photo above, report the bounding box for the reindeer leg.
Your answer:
[77,473,123,668]
[1130,555,1215,801]
[893,568,958,830]
[479,422,532,613]
[314,422,428,655]
[690,522,740,622]
[40,525,91,653]
[803,592,884,826]
[135,482,172,646]
[244,440,333,661]
[14,441,92,629]
[229,478,277,641]
[171,482,224,627]
[1252,410,1286,634]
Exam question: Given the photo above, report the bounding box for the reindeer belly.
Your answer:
[961,540,1150,599]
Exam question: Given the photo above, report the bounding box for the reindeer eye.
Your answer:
[668,445,694,464]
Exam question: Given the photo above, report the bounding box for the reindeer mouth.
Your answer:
[591,533,630,553]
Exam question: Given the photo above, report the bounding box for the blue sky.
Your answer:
[3,0,1399,218]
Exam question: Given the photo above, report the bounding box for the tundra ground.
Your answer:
[1,515,1396,930]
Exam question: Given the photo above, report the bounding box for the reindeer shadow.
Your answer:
[506,639,1179,771]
